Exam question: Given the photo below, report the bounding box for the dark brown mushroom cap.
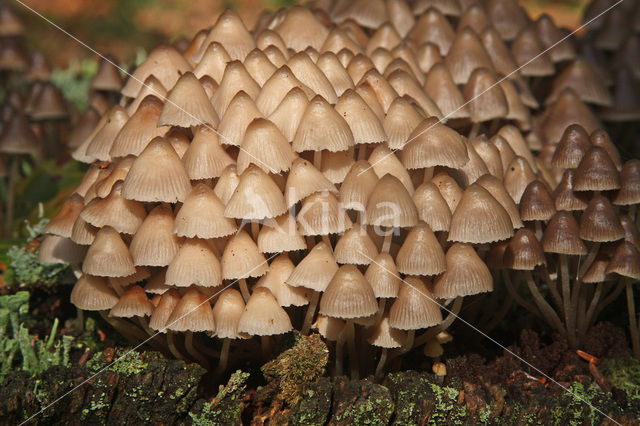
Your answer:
[0,37,27,71]
[486,240,509,269]
[620,215,640,251]
[541,211,587,255]
[0,4,24,36]
[574,146,620,192]
[605,241,640,280]
[91,56,123,92]
[27,51,51,82]
[589,129,623,172]
[579,194,625,242]
[614,160,640,206]
[519,181,556,222]
[600,67,640,122]
[546,59,612,106]
[550,124,591,169]
[504,228,546,270]
[553,169,589,211]
[541,89,601,144]
[30,83,69,121]
[0,113,40,156]
[535,13,576,63]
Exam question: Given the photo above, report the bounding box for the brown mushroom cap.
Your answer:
[367,313,407,348]
[212,288,247,339]
[364,174,418,228]
[71,274,119,311]
[401,117,468,169]
[519,181,556,222]
[174,183,237,239]
[319,265,377,319]
[389,276,442,330]
[579,195,625,242]
[606,241,640,280]
[149,288,182,332]
[110,285,154,318]
[334,224,379,265]
[165,288,216,332]
[433,243,493,298]
[504,229,546,270]
[551,124,591,169]
[166,238,222,288]
[221,230,268,280]
[541,211,587,255]
[574,146,620,192]
[129,204,181,266]
[237,287,293,336]
[82,226,136,278]
[286,241,339,292]
[396,222,446,276]
[614,160,640,206]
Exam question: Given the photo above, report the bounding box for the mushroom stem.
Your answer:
[413,297,463,349]
[313,150,322,169]
[185,331,210,368]
[422,167,434,183]
[4,155,19,237]
[345,319,358,379]
[357,145,367,160]
[578,243,600,279]
[251,220,260,240]
[301,290,320,335]
[540,265,563,311]
[625,279,640,358]
[593,281,626,326]
[217,339,231,374]
[488,118,500,135]
[374,348,388,381]
[321,234,332,247]
[261,335,272,359]
[628,204,636,222]
[524,270,566,335]
[238,279,250,302]
[502,270,540,318]
[375,298,387,323]
[166,331,185,360]
[468,122,481,139]
[560,254,577,348]
[381,227,393,253]
[99,311,147,344]
[335,332,345,376]
[579,282,603,343]
[76,308,84,333]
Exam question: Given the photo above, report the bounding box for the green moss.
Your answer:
[428,383,466,425]
[601,357,640,405]
[190,370,249,426]
[290,377,332,425]
[550,382,623,426]
[331,378,394,425]
[86,348,151,376]
[261,332,329,407]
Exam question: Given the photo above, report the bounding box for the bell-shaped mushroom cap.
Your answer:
[383,97,424,150]
[397,222,446,276]
[365,252,401,298]
[614,160,640,206]
[193,41,230,82]
[80,181,147,235]
[68,107,101,150]
[500,79,531,126]
[37,234,86,264]
[541,211,587,255]
[582,247,611,284]
[486,0,528,40]
[149,288,181,332]
[212,61,260,117]
[456,139,491,186]
[212,289,246,339]
[165,288,216,332]
[293,95,354,153]
[217,91,263,147]
[258,213,306,253]
[445,28,493,85]
[158,72,219,127]
[244,48,277,87]
[319,265,377,319]
[166,238,222,287]
[339,160,379,211]
[551,124,591,169]
[423,63,469,119]
[600,67,640,122]
[535,13,576,63]
[126,75,168,115]
[334,89,386,145]
[579,195,625,242]
[285,158,337,207]
[194,9,255,61]
[255,254,309,307]
[434,243,493,298]
[110,96,168,158]
[0,113,41,156]
[82,226,135,277]
[0,4,24,36]
[268,87,310,142]
[320,149,356,185]
[364,174,418,228]
[541,89,601,144]
[287,51,337,102]
[480,26,518,77]
[144,269,171,295]
[449,184,514,243]
[129,204,181,266]
[174,183,237,239]
[504,229,546,270]
[225,165,286,220]
[334,224,379,265]
[256,65,312,116]
[519,181,556,222]
[275,6,328,51]
[121,45,191,98]
[511,27,554,77]
[574,146,620,192]
[412,0,461,16]
[413,182,452,233]
[408,8,454,55]
[590,130,622,171]
[313,315,346,341]
[401,117,468,169]
[221,230,268,280]
[496,125,537,173]
[94,156,136,198]
[237,118,295,174]
[122,137,191,203]
[238,287,293,336]
[297,192,352,236]
[286,242,339,292]
[45,193,84,238]
[71,274,119,311]
[214,165,240,204]
[70,216,98,246]
[503,157,537,204]
[182,126,234,180]
[547,60,612,107]
[553,169,588,212]
[109,265,151,288]
[317,51,355,96]
[110,285,154,318]
[368,145,414,194]
[368,313,407,348]
[463,68,508,123]
[386,69,443,119]
[471,136,503,179]
[389,276,442,330]
[606,241,640,280]
[431,172,463,213]
[620,215,640,251]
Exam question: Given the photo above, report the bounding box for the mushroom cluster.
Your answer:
[40,0,639,376]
